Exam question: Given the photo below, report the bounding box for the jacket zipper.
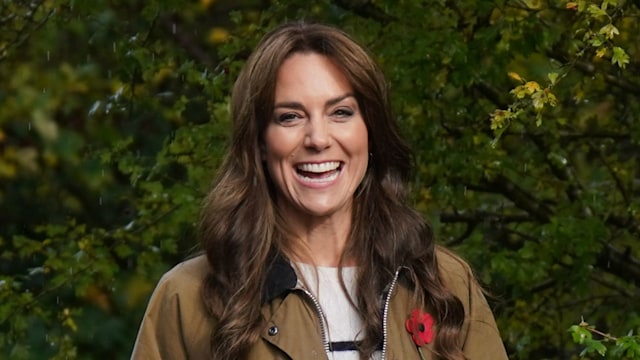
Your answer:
[381,267,403,360]
[298,287,331,354]
[295,267,404,359]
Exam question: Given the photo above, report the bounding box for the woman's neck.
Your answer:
[287,213,354,267]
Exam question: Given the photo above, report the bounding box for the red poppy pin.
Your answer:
[405,309,435,346]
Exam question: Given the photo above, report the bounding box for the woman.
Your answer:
[131,22,508,360]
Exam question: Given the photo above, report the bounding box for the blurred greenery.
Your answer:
[1,0,639,359]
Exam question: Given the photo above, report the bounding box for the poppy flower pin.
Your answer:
[405,309,435,346]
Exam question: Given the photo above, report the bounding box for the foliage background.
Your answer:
[1,0,639,359]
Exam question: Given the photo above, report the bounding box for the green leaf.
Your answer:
[587,4,608,17]
[611,46,630,68]
[599,24,619,40]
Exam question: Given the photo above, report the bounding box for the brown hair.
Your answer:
[199,22,466,359]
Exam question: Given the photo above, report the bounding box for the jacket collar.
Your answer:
[263,254,297,303]
[262,254,411,304]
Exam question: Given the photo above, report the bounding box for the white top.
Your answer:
[296,263,382,360]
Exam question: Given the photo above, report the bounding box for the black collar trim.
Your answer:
[262,254,297,303]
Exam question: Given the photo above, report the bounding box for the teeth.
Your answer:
[297,161,340,173]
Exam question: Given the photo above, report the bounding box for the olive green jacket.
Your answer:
[131,250,508,359]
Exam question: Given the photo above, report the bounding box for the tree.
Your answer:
[1,0,639,358]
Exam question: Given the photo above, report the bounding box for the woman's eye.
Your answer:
[333,108,354,118]
[276,113,301,123]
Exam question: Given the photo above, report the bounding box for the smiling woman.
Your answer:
[131,22,508,360]
[264,53,369,238]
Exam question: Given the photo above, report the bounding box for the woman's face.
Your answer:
[263,52,369,222]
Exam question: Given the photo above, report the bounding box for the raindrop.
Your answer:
[42,88,46,93]
[99,196,103,206]
[29,267,44,275]
[46,50,50,61]
[28,122,32,131]
[88,101,101,117]
[463,186,467,195]
[524,163,527,172]
[108,70,112,78]
[113,86,124,101]
[56,296,60,305]
[124,221,135,231]
[102,169,105,177]
[201,68,208,79]
[113,42,117,53]
[172,23,176,34]
[69,267,73,275]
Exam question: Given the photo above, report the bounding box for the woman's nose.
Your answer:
[304,117,331,151]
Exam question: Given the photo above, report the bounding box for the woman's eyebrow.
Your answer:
[326,93,355,107]
[273,101,304,110]
[273,93,355,110]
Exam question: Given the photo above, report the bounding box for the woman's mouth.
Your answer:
[296,161,342,182]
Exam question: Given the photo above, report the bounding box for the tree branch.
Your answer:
[0,1,54,62]
[440,211,533,224]
[332,0,396,23]
[528,133,585,206]
[468,174,554,222]
[596,243,640,285]
[160,15,213,67]
[549,50,640,95]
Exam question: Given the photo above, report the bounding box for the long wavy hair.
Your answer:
[199,22,466,359]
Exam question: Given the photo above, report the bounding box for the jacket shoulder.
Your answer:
[131,254,212,359]
[435,246,473,291]
[435,247,509,359]
[156,254,210,295]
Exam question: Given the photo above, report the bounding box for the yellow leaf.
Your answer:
[32,109,59,142]
[595,47,607,58]
[200,0,215,8]
[0,159,17,178]
[64,317,78,332]
[510,85,528,99]
[208,27,229,44]
[531,91,545,110]
[524,81,541,94]
[566,2,578,10]
[508,72,523,82]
